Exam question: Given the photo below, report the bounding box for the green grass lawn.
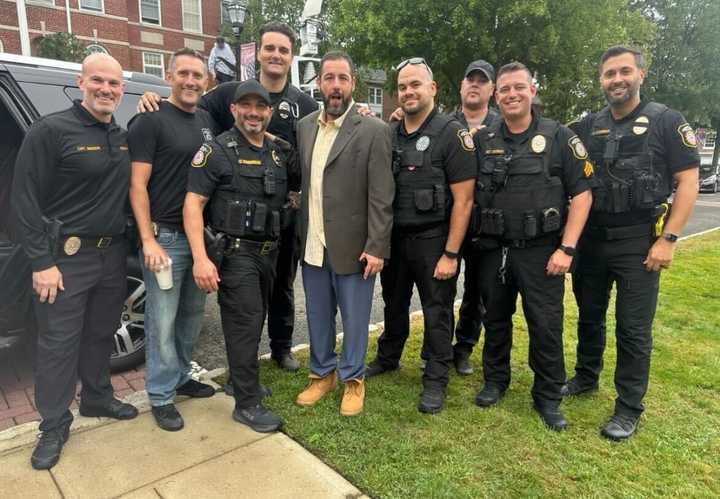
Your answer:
[236,232,720,498]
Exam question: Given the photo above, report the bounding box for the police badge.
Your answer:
[64,236,81,256]
[530,135,546,153]
[416,136,430,151]
[278,101,291,120]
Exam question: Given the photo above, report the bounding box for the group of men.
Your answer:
[10,17,699,472]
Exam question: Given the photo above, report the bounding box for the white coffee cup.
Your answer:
[155,258,173,290]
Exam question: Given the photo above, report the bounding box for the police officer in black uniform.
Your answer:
[138,22,318,372]
[366,59,476,414]
[564,46,699,441]
[471,62,592,431]
[11,54,138,470]
[184,80,296,432]
[450,59,501,375]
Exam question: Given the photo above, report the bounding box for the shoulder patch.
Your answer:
[457,129,476,152]
[677,123,698,148]
[568,136,588,160]
[271,150,283,167]
[191,143,213,168]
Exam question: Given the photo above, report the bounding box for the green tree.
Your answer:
[325,0,654,122]
[632,0,720,167]
[222,0,306,47]
[36,32,86,63]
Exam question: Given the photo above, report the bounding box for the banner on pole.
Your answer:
[240,42,256,81]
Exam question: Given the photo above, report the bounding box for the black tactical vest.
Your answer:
[587,102,668,221]
[209,129,288,240]
[473,118,566,241]
[390,114,453,229]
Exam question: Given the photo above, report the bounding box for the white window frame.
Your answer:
[0,40,4,53]
[369,87,383,106]
[27,0,55,5]
[139,0,162,26]
[79,0,104,13]
[142,51,165,77]
[182,0,203,33]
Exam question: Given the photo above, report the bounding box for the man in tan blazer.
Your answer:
[295,51,394,416]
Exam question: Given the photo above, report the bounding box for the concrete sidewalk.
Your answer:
[0,388,367,499]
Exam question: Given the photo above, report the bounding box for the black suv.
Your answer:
[0,53,169,372]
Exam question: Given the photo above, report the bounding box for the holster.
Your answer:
[42,216,63,258]
[203,226,227,269]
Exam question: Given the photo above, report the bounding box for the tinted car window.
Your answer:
[17,82,73,117]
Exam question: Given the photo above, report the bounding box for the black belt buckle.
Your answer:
[96,237,112,249]
[260,241,273,256]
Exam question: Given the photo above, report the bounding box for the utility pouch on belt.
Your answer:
[252,203,267,232]
[481,208,504,236]
[42,216,63,258]
[523,211,537,238]
[542,207,561,233]
[203,225,226,269]
[225,201,248,236]
[654,203,670,237]
[263,169,276,195]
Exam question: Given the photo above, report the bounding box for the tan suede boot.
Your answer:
[340,378,365,416]
[295,372,337,407]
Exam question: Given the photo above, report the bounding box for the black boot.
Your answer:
[418,387,446,414]
[152,404,184,432]
[532,401,568,432]
[453,350,474,376]
[233,404,283,433]
[601,413,639,441]
[560,376,599,397]
[271,351,300,372]
[475,384,505,407]
[79,398,138,420]
[31,423,71,470]
[365,359,399,378]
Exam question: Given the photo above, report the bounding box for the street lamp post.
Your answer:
[223,0,249,81]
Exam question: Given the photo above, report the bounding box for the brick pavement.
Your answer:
[0,341,145,431]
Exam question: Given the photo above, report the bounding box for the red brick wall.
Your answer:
[1,1,221,74]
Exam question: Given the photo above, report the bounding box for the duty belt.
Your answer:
[499,233,559,249]
[59,235,122,256]
[226,238,279,256]
[585,223,652,241]
[152,222,184,235]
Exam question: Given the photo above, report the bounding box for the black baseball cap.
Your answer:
[233,80,271,105]
[464,59,495,82]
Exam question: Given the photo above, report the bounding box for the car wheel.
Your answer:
[110,256,146,373]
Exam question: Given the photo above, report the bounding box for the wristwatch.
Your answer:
[443,249,459,259]
[662,232,679,243]
[558,245,576,256]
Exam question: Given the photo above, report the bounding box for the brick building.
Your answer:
[0,0,223,75]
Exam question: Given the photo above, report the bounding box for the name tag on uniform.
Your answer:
[76,145,102,152]
[238,159,262,166]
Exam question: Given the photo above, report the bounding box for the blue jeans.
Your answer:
[302,252,376,382]
[141,229,206,407]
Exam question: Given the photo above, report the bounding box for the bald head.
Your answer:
[77,53,125,123]
[81,53,123,76]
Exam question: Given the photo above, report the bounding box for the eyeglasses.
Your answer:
[397,57,430,72]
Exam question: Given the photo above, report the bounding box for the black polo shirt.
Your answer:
[11,100,130,271]
[451,108,501,131]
